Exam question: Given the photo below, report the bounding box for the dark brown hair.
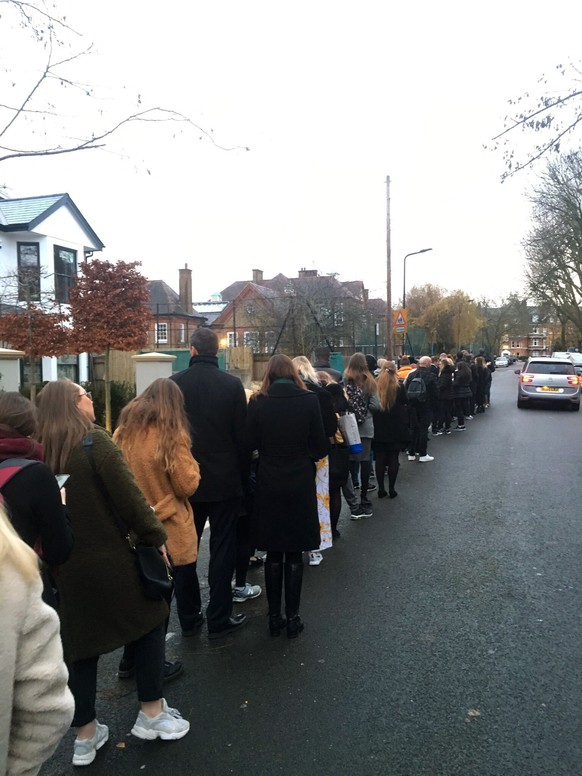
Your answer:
[256,354,306,396]
[0,392,37,437]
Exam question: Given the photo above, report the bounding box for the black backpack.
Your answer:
[407,374,427,403]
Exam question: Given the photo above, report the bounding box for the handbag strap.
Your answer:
[82,434,133,547]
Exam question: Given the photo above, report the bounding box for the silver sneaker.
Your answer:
[131,699,190,741]
[232,582,262,602]
[72,721,109,766]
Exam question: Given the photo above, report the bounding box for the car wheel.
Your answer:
[571,403,580,412]
[517,399,527,409]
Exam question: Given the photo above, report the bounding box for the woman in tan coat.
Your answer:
[114,378,201,639]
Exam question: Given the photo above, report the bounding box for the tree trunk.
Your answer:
[104,345,112,432]
[29,355,37,401]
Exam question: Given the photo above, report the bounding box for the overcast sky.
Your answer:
[3,0,582,308]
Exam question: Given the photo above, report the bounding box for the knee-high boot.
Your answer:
[284,560,305,639]
[265,560,286,636]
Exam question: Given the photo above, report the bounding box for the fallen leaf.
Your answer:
[115,742,126,749]
[467,709,481,717]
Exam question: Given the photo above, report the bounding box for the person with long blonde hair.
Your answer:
[114,378,201,646]
[344,352,379,518]
[373,361,409,498]
[36,379,189,765]
[0,502,74,775]
[246,355,328,638]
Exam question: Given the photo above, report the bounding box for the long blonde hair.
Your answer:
[0,502,39,583]
[377,361,399,411]
[113,378,191,474]
[36,380,94,474]
[292,355,320,385]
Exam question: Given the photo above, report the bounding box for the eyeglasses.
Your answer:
[78,391,93,401]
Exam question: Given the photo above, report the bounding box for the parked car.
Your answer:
[495,356,509,368]
[516,357,581,411]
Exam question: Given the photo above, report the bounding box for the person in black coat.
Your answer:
[403,357,438,461]
[246,355,328,639]
[372,362,409,497]
[434,357,455,433]
[170,327,250,639]
[0,392,71,608]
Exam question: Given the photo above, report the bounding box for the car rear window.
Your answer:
[528,362,575,375]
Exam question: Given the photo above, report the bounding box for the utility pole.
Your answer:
[386,175,393,359]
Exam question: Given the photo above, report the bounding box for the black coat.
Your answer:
[372,384,409,452]
[171,355,249,502]
[304,379,337,438]
[246,381,328,552]
[437,364,455,400]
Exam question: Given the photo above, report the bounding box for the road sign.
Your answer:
[393,308,407,333]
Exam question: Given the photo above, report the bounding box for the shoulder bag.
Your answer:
[82,435,173,601]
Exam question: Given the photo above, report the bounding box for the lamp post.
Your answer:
[402,248,432,355]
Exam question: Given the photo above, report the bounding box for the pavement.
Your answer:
[41,367,582,775]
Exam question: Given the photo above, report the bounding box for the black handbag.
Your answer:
[82,435,173,601]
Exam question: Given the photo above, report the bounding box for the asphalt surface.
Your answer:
[41,366,582,776]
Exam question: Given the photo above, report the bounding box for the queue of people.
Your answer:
[0,334,496,773]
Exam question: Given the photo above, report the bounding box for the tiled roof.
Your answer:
[148,280,205,320]
[0,193,104,249]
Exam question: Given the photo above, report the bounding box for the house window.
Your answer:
[264,331,276,353]
[155,323,168,344]
[178,323,185,343]
[17,242,40,302]
[54,246,77,303]
[227,331,236,347]
[244,330,259,352]
[533,338,539,347]
[511,341,516,348]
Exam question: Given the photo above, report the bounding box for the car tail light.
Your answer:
[568,375,580,386]
[521,373,535,383]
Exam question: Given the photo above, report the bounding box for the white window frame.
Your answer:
[227,331,236,347]
[178,323,186,343]
[155,322,168,344]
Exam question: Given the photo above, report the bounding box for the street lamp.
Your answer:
[403,248,433,310]
[402,248,432,357]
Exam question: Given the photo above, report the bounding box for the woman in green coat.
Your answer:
[36,380,190,767]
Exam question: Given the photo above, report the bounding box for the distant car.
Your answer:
[516,357,581,411]
[495,356,509,367]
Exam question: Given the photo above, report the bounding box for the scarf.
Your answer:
[0,425,44,463]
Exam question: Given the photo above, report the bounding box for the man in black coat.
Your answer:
[404,356,438,462]
[171,328,250,639]
[312,346,343,383]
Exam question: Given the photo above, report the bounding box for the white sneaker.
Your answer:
[407,454,416,461]
[72,721,109,766]
[419,454,434,462]
[131,699,190,741]
[309,551,323,566]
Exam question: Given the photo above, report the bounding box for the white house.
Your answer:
[0,193,104,384]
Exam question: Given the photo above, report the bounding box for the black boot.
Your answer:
[265,560,286,637]
[284,561,305,639]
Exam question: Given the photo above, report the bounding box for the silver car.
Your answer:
[516,357,581,411]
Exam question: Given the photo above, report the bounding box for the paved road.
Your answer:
[41,367,582,776]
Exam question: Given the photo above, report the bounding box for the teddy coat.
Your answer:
[245,381,328,552]
[55,427,168,663]
[118,427,201,567]
[1,565,74,776]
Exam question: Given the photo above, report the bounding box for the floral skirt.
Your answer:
[315,456,332,550]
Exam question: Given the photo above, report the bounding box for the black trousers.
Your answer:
[190,497,240,632]
[69,622,165,727]
[408,406,431,456]
[173,562,203,631]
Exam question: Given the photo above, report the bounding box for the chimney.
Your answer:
[252,268,263,283]
[179,263,192,312]
[298,268,318,278]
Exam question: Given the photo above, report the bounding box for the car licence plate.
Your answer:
[538,386,562,393]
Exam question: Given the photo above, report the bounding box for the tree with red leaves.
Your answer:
[0,304,70,399]
[69,259,151,430]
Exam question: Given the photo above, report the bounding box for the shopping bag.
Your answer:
[338,412,363,454]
